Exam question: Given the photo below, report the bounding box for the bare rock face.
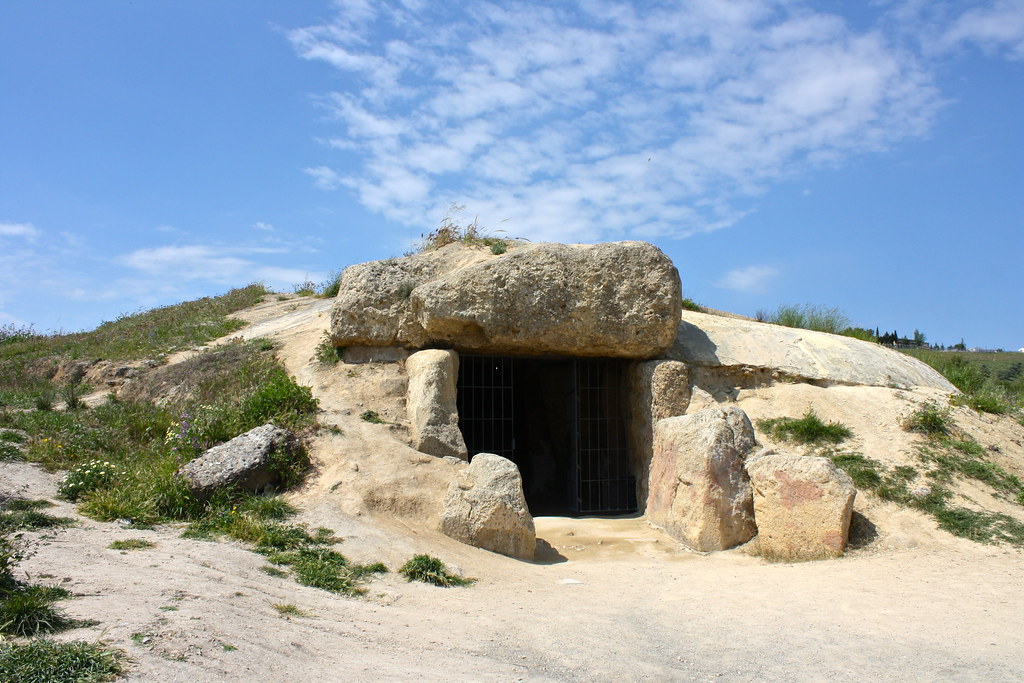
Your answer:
[178,424,293,501]
[672,310,956,391]
[648,407,757,551]
[440,453,535,560]
[745,452,856,561]
[332,241,682,359]
[406,349,467,460]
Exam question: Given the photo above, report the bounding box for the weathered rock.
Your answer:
[627,360,691,509]
[671,310,956,391]
[440,453,535,560]
[332,241,682,359]
[745,452,856,561]
[647,407,757,550]
[178,424,293,501]
[406,349,467,460]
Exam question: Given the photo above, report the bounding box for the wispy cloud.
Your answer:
[0,221,40,239]
[118,244,323,289]
[289,1,950,242]
[715,265,779,293]
[252,221,275,232]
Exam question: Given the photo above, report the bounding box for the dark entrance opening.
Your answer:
[457,355,636,516]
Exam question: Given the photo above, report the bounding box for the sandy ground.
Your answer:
[5,295,1024,681]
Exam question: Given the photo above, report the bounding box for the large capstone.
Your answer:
[440,453,536,560]
[745,452,856,561]
[331,241,682,359]
[647,407,757,551]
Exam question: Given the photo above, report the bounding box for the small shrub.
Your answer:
[681,298,705,313]
[318,271,342,298]
[34,386,56,411]
[360,410,386,424]
[953,391,1010,415]
[399,554,474,587]
[58,460,126,502]
[59,382,87,411]
[0,639,123,682]
[902,403,951,438]
[315,332,342,365]
[489,240,507,255]
[395,281,415,301]
[292,280,317,297]
[756,409,852,446]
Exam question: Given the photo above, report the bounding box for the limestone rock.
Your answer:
[628,360,691,509]
[178,424,293,501]
[647,407,757,551]
[406,349,467,459]
[745,452,856,561]
[671,311,956,391]
[332,241,681,359]
[440,453,535,560]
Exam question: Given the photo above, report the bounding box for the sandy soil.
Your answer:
[5,295,1024,681]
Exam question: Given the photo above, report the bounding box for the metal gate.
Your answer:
[457,355,636,514]
[571,360,636,514]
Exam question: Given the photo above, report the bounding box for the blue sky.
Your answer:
[2,1,1022,350]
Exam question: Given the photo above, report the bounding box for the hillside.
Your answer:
[2,289,1024,681]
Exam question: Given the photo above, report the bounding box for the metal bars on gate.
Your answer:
[456,356,515,461]
[571,360,636,514]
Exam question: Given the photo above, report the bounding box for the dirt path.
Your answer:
[6,295,1024,681]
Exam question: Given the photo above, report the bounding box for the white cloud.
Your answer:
[942,0,1024,59]
[715,265,779,293]
[118,244,325,291]
[304,165,345,190]
[0,222,40,239]
[289,1,946,242]
[252,221,275,232]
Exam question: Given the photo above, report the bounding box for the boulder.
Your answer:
[745,452,856,561]
[332,241,682,359]
[647,407,757,551]
[178,424,293,501]
[406,349,467,459]
[671,311,956,391]
[440,453,535,560]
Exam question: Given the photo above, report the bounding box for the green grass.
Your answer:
[903,349,1023,416]
[0,284,268,389]
[0,590,77,636]
[272,603,311,618]
[359,410,386,424]
[0,640,123,682]
[399,554,474,587]
[756,409,852,447]
[756,304,850,335]
[108,539,155,551]
[315,332,342,365]
[827,434,1024,547]
[681,298,706,313]
[902,403,952,437]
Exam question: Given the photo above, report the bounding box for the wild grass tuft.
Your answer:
[902,403,951,437]
[0,589,76,636]
[757,304,850,335]
[399,554,474,587]
[756,409,852,446]
[0,639,123,682]
[272,603,311,618]
[108,539,155,551]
